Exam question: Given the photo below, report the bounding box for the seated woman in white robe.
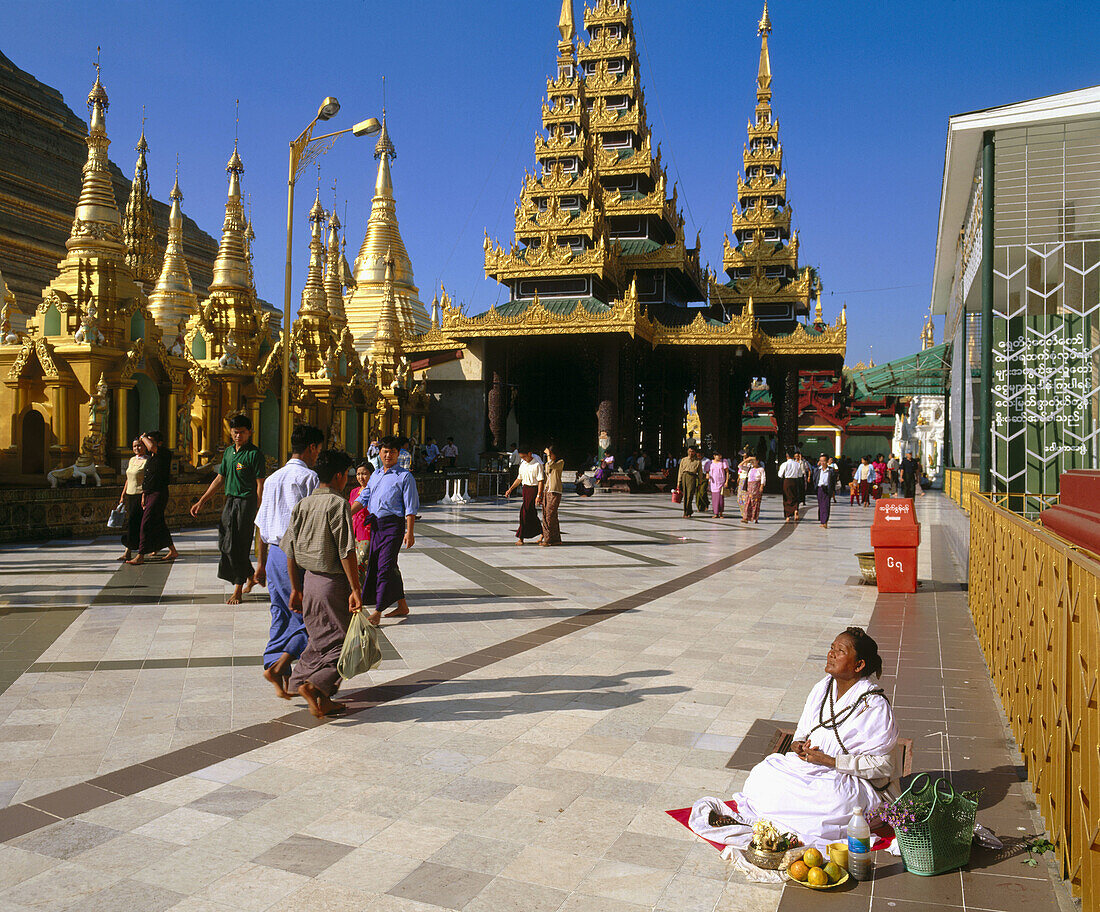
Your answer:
[691,627,899,850]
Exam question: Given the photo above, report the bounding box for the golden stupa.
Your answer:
[344,114,430,352]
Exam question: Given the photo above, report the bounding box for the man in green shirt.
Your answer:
[191,414,266,604]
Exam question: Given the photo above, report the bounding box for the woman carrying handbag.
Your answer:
[116,437,147,562]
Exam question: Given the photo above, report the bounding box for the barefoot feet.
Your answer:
[263,654,293,698]
[366,610,383,627]
[298,680,346,718]
[227,584,244,606]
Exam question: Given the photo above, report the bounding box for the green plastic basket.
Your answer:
[893,774,978,876]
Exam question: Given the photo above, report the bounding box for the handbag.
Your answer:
[107,503,128,530]
[671,488,683,504]
[338,610,383,680]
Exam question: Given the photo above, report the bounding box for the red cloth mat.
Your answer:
[664,801,895,852]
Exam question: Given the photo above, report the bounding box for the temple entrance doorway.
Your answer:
[126,373,160,443]
[21,410,45,475]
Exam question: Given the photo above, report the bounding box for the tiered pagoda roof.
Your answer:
[710,1,820,327]
[485,0,702,311]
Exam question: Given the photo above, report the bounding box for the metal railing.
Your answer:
[968,493,1100,906]
[944,467,980,513]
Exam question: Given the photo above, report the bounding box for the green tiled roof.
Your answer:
[845,343,952,398]
[615,238,661,256]
[494,296,610,318]
[845,416,895,428]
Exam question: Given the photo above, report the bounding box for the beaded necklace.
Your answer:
[810,679,887,755]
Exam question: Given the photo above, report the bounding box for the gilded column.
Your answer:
[487,369,506,451]
[112,386,128,450]
[597,340,618,457]
[166,390,178,447]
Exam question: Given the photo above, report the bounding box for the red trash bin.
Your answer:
[870,499,920,593]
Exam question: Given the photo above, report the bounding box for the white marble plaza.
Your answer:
[0,492,1066,912]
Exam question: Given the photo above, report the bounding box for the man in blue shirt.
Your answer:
[351,435,419,627]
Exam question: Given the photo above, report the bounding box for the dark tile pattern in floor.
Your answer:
[0,516,799,845]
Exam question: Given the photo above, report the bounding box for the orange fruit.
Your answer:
[823,861,843,883]
[787,860,809,882]
[802,847,824,869]
[807,866,828,887]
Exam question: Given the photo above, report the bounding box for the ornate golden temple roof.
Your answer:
[345,112,430,351]
[147,170,198,335]
[484,0,702,308]
[123,126,158,288]
[712,2,820,323]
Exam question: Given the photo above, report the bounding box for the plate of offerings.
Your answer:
[782,846,850,889]
[744,820,802,870]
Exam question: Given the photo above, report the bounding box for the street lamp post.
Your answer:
[280,98,381,461]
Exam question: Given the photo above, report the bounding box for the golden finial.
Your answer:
[746,296,755,319]
[375,82,396,161]
[87,46,109,117]
[813,298,822,324]
[840,302,847,326]
[758,1,772,36]
[171,155,181,201]
[136,107,148,153]
[559,0,575,44]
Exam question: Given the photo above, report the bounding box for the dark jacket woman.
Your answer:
[128,431,178,563]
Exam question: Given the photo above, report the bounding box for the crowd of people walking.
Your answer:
[673,443,929,529]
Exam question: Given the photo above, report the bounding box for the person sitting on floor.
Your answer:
[690,627,900,849]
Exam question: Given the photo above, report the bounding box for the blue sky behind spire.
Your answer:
[2,0,1098,364]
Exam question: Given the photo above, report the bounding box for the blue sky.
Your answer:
[3,0,1098,365]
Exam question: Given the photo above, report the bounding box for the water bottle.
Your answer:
[847,807,872,881]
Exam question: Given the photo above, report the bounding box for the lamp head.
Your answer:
[352,117,382,137]
[317,97,340,121]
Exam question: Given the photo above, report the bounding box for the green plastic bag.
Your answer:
[338,611,383,680]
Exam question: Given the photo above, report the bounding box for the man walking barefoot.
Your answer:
[505,446,544,545]
[252,425,323,698]
[351,435,419,626]
[281,450,361,718]
[191,415,266,604]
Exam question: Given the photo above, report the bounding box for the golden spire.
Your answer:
[67,52,124,256]
[756,2,772,101]
[346,108,429,348]
[558,0,575,49]
[299,189,328,318]
[148,166,199,332]
[210,139,251,290]
[124,120,159,287]
[369,250,403,380]
[922,311,935,350]
[324,206,348,332]
[813,298,823,325]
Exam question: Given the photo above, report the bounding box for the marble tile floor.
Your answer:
[0,492,1071,911]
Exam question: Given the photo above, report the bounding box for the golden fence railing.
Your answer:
[968,494,1100,906]
[945,468,980,513]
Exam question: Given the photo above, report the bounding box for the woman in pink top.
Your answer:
[349,460,373,577]
[705,450,730,518]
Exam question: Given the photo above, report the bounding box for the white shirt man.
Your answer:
[517,457,545,487]
[778,456,802,479]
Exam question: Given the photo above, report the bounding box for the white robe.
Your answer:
[692,675,900,850]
